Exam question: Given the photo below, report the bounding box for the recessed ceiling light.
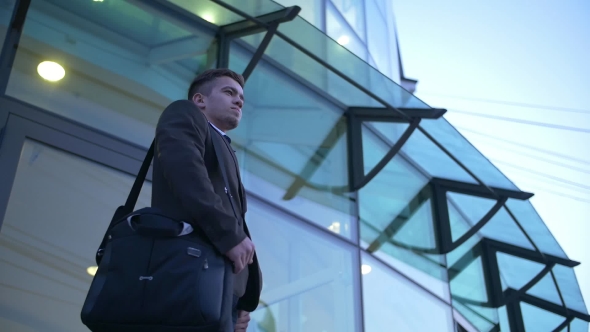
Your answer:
[86,266,98,276]
[202,13,215,23]
[337,35,350,46]
[93,0,104,2]
[37,61,65,82]
[361,264,372,275]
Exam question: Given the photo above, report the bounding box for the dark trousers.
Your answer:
[231,295,239,327]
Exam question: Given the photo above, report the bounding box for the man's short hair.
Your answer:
[187,68,245,100]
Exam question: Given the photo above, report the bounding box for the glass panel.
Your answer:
[330,0,366,41]
[0,139,151,331]
[478,207,535,251]
[359,130,430,241]
[496,252,545,291]
[449,240,501,332]
[326,1,367,61]
[365,0,392,76]
[526,272,563,307]
[497,305,511,332]
[521,302,565,332]
[570,318,590,332]
[168,0,282,25]
[552,265,588,314]
[447,192,496,241]
[372,123,478,184]
[420,119,519,190]
[7,0,217,147]
[0,0,17,55]
[246,196,357,332]
[362,122,409,175]
[228,44,356,240]
[275,0,324,28]
[362,253,454,332]
[505,199,567,258]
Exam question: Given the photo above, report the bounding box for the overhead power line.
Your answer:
[416,91,590,114]
[482,144,590,175]
[455,127,590,165]
[491,160,590,191]
[447,109,590,133]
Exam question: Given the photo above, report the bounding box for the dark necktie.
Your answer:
[223,135,231,144]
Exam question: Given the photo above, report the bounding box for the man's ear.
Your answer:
[192,93,206,109]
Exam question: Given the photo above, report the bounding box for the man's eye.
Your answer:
[225,91,233,95]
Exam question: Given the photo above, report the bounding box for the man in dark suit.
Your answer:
[151,69,262,331]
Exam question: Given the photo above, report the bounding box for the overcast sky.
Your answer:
[393,0,590,318]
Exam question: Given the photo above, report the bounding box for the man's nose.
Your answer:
[234,98,243,108]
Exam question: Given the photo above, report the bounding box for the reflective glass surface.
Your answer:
[0,140,152,331]
[505,199,567,258]
[326,1,367,61]
[330,0,366,42]
[420,119,519,190]
[7,0,217,147]
[372,121,478,184]
[246,195,358,332]
[228,42,356,240]
[362,253,454,332]
[570,318,590,332]
[365,0,392,77]
[447,192,496,241]
[521,302,565,332]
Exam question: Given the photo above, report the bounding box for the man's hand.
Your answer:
[225,237,255,274]
[234,311,250,332]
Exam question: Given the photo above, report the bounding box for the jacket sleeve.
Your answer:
[155,100,247,254]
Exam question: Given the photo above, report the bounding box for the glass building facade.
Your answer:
[0,0,587,331]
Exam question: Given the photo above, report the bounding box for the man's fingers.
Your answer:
[233,260,244,274]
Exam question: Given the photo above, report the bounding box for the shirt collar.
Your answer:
[209,122,226,135]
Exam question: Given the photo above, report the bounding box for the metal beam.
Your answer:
[242,22,278,82]
[432,177,534,200]
[220,6,300,39]
[349,107,446,120]
[147,36,213,65]
[0,0,30,95]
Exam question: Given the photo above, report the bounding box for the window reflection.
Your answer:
[6,0,217,147]
[362,252,454,332]
[228,43,356,240]
[247,195,357,332]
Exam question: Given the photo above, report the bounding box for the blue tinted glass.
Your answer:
[479,207,535,250]
[526,272,563,307]
[521,302,565,332]
[365,0,392,76]
[168,0,282,25]
[330,0,366,41]
[496,253,544,291]
[229,44,355,240]
[420,119,519,190]
[358,131,429,240]
[505,199,567,259]
[362,122,409,174]
[326,1,367,61]
[362,253,454,332]
[447,192,496,241]
[247,196,358,331]
[398,128,478,184]
[570,318,590,332]
[7,0,216,147]
[452,302,496,332]
[552,265,588,314]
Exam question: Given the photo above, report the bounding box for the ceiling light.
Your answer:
[337,35,350,46]
[328,221,341,234]
[202,13,215,23]
[361,264,372,275]
[87,266,98,276]
[37,61,65,82]
[93,0,104,2]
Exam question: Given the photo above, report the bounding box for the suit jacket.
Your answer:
[151,100,262,312]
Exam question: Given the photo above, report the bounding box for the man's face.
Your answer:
[193,76,244,132]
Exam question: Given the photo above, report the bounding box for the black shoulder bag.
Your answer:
[81,125,238,332]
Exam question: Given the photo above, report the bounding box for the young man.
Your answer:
[151,69,262,331]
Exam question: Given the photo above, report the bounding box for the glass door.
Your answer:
[0,115,151,331]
